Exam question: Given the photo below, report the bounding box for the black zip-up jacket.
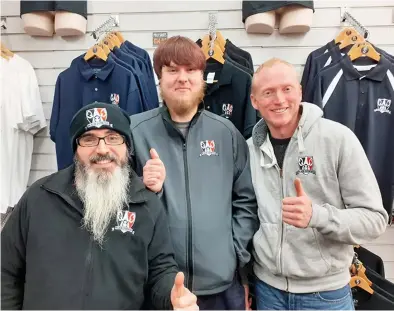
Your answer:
[1,165,178,310]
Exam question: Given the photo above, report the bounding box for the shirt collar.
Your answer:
[77,56,115,81]
[341,54,390,82]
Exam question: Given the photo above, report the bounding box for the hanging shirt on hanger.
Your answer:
[203,61,257,139]
[0,54,46,213]
[121,40,159,107]
[196,39,254,74]
[225,40,254,70]
[302,40,394,101]
[108,53,152,111]
[309,54,394,219]
[50,56,143,170]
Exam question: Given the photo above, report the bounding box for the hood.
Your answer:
[252,102,323,152]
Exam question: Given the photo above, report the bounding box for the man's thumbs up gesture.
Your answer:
[143,148,166,193]
[282,178,312,228]
[171,272,199,310]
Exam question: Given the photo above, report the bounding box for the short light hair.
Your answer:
[251,58,296,94]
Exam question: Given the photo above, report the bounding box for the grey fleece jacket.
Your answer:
[130,106,258,295]
[247,102,388,293]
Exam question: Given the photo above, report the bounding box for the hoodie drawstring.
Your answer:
[297,125,306,153]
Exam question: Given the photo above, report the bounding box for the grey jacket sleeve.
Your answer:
[232,129,259,269]
[308,126,388,244]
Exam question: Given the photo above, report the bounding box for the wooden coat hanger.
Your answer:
[113,31,125,44]
[350,261,372,286]
[348,42,380,62]
[350,275,374,294]
[107,33,121,48]
[1,42,14,59]
[339,33,365,49]
[335,27,360,44]
[200,35,225,64]
[84,44,108,61]
[97,43,110,56]
[214,30,226,52]
[102,36,116,51]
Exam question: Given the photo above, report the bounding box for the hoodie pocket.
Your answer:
[282,226,331,278]
[253,223,280,275]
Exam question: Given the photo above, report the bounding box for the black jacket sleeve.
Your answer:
[1,192,29,309]
[145,193,178,310]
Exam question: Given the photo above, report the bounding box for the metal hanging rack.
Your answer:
[341,11,369,39]
[91,15,120,40]
[208,12,218,56]
[1,17,7,30]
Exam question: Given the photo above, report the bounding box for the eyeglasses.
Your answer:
[76,134,125,147]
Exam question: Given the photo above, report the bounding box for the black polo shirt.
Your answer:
[309,54,394,218]
[302,40,394,101]
[203,60,257,139]
[226,40,254,70]
[196,39,254,73]
[242,0,314,22]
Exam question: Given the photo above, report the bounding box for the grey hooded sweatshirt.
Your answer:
[247,102,388,293]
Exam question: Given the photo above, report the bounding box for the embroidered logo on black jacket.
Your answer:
[296,156,316,175]
[112,211,136,234]
[221,103,233,118]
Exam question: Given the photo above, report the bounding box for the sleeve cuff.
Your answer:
[308,203,329,229]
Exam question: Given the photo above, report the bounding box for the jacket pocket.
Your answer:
[282,227,331,278]
[253,223,280,275]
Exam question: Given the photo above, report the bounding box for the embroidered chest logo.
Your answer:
[374,98,391,114]
[222,103,233,118]
[296,156,316,175]
[86,108,112,129]
[110,93,120,105]
[200,140,219,157]
[112,211,136,234]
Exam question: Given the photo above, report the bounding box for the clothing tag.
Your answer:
[93,68,102,74]
[206,72,215,84]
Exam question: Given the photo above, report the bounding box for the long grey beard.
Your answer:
[75,159,130,246]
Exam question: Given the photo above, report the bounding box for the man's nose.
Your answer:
[177,69,188,82]
[274,91,286,104]
[96,139,109,154]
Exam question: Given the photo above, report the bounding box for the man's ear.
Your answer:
[250,94,258,110]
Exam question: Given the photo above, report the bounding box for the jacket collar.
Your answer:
[42,165,148,205]
[160,102,204,133]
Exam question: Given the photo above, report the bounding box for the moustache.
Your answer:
[89,154,119,165]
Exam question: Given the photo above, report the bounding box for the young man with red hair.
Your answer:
[130,36,258,310]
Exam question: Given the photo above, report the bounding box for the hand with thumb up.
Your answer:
[171,272,199,310]
[143,148,166,193]
[282,178,312,228]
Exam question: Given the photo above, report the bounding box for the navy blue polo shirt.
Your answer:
[121,41,159,106]
[203,60,257,138]
[109,52,153,111]
[309,54,394,217]
[50,56,143,170]
[302,40,394,101]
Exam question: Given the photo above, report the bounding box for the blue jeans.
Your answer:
[255,279,355,310]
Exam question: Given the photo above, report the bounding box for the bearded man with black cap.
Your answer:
[1,102,199,310]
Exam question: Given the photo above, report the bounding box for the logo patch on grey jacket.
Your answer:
[200,140,219,157]
[296,156,316,175]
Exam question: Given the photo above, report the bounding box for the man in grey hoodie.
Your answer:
[247,58,388,310]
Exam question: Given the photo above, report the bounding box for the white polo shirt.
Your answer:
[0,54,46,213]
